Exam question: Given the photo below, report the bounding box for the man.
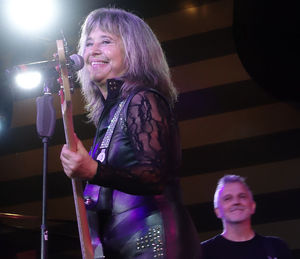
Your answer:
[201,174,293,259]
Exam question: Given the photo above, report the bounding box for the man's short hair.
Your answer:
[213,174,253,208]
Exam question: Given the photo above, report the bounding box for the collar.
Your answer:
[106,79,124,100]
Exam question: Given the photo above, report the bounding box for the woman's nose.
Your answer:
[90,43,101,55]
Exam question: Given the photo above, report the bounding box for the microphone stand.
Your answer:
[36,78,56,259]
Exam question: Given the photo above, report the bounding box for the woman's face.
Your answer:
[84,27,126,86]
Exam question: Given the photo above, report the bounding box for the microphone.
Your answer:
[9,54,84,73]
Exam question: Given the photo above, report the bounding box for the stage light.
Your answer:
[6,0,56,33]
[15,71,42,89]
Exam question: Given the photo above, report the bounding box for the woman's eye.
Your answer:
[86,42,93,47]
[102,40,111,44]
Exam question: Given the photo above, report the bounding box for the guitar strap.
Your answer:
[84,99,126,259]
[96,99,126,163]
[84,98,126,211]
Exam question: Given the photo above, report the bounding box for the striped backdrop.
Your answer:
[0,0,299,258]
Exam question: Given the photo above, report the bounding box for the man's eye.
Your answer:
[86,42,93,47]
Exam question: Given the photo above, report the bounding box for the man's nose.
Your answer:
[232,197,241,204]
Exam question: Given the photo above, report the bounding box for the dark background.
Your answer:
[0,0,299,258]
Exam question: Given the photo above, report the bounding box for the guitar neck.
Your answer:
[57,39,94,259]
[62,99,94,259]
[72,179,94,259]
[62,100,94,259]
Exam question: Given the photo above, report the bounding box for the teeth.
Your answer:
[91,61,107,65]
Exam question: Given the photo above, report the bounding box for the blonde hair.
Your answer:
[77,8,178,125]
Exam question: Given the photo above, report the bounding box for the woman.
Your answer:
[60,8,201,259]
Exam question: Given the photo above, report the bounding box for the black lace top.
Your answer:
[89,80,181,195]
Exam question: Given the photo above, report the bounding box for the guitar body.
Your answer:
[56,39,95,259]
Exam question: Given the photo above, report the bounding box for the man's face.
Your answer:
[215,182,256,225]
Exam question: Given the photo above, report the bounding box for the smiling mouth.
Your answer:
[91,61,109,66]
[230,207,244,212]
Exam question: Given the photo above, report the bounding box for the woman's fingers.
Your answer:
[60,137,96,179]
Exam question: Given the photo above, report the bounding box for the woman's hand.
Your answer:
[60,135,98,180]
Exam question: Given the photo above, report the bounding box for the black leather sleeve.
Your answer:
[90,90,179,195]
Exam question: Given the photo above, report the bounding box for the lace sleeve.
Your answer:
[90,90,175,195]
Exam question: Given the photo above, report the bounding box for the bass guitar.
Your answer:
[56,38,94,259]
